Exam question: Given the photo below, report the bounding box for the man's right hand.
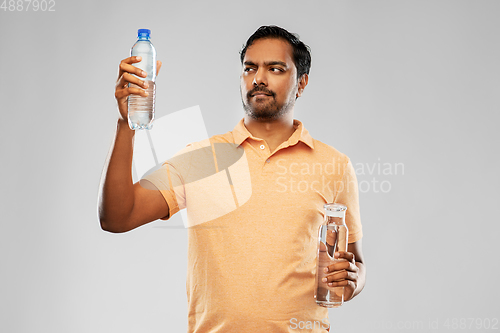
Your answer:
[98,57,168,233]
[114,56,162,121]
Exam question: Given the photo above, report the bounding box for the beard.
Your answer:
[241,85,296,121]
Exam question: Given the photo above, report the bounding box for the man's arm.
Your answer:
[324,157,365,301]
[322,239,366,301]
[97,56,168,233]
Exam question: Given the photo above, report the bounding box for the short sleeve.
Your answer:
[141,161,186,221]
[334,159,363,243]
[140,139,218,222]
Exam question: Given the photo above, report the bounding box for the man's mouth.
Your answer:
[247,88,275,100]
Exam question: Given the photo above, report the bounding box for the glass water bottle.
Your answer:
[314,203,348,307]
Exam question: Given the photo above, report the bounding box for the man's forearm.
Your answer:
[98,119,136,231]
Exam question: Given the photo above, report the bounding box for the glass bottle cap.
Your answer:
[324,203,347,217]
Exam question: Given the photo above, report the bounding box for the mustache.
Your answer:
[247,86,275,98]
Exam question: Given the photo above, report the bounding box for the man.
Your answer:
[99,25,365,332]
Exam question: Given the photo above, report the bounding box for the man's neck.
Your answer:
[243,112,295,153]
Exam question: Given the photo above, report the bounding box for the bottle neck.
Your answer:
[325,216,345,225]
[138,36,150,41]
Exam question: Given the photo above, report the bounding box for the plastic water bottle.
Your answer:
[128,29,156,130]
[314,203,349,307]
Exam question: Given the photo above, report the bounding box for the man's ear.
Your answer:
[296,73,309,98]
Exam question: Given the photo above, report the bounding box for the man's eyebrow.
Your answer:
[265,61,288,68]
[243,60,288,68]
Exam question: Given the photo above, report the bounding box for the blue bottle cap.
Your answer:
[138,29,151,37]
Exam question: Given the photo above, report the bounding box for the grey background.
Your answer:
[1,0,499,332]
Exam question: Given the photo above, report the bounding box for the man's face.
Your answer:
[240,38,302,121]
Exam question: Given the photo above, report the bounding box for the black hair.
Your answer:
[240,25,311,79]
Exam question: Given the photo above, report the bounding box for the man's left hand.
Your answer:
[322,251,359,301]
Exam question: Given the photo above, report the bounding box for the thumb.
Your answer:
[156,60,162,77]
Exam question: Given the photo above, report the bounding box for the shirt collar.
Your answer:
[232,118,315,149]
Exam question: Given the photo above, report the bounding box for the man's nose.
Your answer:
[252,68,267,86]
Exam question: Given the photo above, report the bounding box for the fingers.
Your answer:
[323,251,356,273]
[115,83,149,99]
[320,250,359,300]
[322,252,359,284]
[118,56,147,80]
[325,229,337,247]
[322,268,358,284]
[325,259,357,273]
[325,229,337,256]
[318,241,327,252]
[327,280,356,302]
[334,251,355,263]
[116,72,149,90]
[116,56,151,100]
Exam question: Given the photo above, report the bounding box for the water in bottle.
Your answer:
[128,29,156,130]
[314,203,349,307]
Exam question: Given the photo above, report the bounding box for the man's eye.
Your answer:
[271,68,284,72]
[244,67,255,72]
